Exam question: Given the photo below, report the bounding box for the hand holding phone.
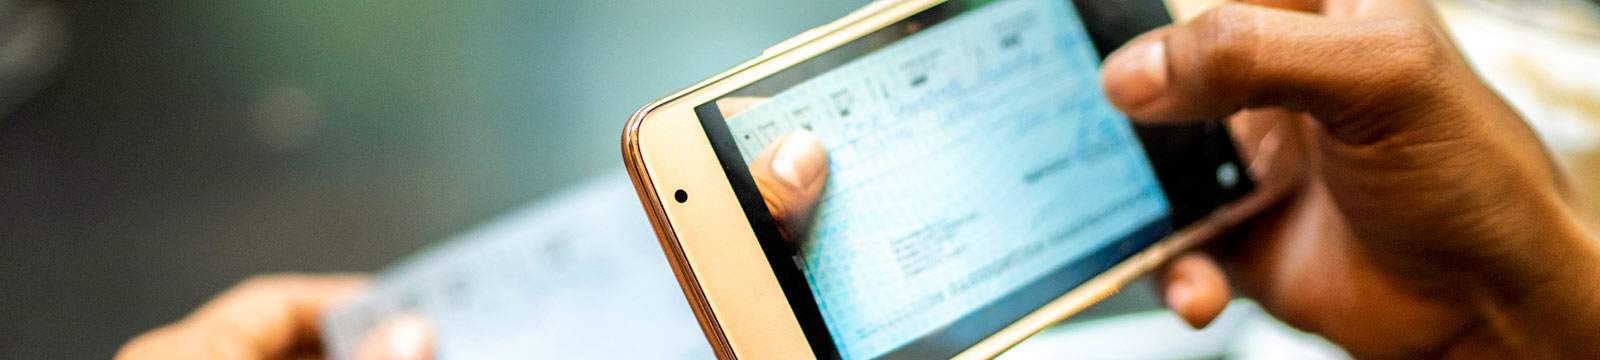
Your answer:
[1106,1,1600,359]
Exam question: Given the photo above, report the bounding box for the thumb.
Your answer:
[352,313,434,360]
[749,130,829,245]
[1101,3,1452,144]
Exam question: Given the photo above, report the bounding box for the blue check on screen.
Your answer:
[723,0,1171,358]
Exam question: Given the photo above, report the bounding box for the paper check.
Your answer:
[320,171,712,359]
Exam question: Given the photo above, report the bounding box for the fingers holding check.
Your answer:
[116,274,435,360]
[118,274,369,360]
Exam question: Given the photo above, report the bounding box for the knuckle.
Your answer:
[1371,18,1448,76]
[1351,17,1451,110]
[1319,17,1455,143]
[1194,4,1265,62]
[1187,4,1268,100]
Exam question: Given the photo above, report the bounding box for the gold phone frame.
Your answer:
[622,0,1286,358]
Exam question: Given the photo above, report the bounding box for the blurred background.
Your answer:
[1,0,1596,359]
[0,1,869,358]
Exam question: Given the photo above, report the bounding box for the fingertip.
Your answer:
[772,130,828,243]
[1160,253,1231,329]
[1163,278,1195,314]
[769,130,828,192]
[353,313,435,360]
[1102,38,1169,116]
[750,130,830,243]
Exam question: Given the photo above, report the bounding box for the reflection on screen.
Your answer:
[723,0,1169,358]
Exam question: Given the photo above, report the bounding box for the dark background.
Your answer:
[0,1,873,358]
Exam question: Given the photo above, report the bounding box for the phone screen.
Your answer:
[692,0,1246,358]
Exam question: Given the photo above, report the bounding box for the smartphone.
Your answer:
[622,0,1275,358]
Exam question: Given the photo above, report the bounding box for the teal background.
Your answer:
[0,1,869,358]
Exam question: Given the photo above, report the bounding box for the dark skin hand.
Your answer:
[740,1,1600,358]
[1100,0,1600,358]
[114,134,829,360]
